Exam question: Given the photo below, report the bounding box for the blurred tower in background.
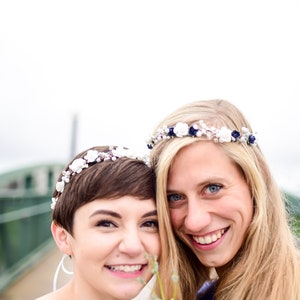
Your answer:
[70,113,78,159]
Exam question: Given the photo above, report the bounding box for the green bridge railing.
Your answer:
[0,190,53,292]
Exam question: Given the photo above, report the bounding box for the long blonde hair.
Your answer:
[150,99,300,299]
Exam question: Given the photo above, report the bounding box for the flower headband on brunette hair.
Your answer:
[147,120,257,149]
[51,146,149,210]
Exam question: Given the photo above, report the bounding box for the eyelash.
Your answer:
[143,220,159,229]
[96,220,116,228]
[206,183,222,194]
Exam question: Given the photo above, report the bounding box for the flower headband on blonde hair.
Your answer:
[147,120,257,149]
[51,146,149,210]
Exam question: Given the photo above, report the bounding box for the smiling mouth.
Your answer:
[192,227,228,245]
[106,264,145,273]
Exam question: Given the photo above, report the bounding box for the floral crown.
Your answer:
[147,120,257,149]
[51,146,149,210]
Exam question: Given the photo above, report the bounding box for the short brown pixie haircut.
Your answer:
[52,146,156,234]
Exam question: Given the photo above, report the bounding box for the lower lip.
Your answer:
[190,230,227,251]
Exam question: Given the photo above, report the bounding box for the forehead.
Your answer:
[168,141,238,181]
[74,196,156,217]
[172,141,226,164]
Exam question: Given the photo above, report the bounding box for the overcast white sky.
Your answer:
[0,1,299,194]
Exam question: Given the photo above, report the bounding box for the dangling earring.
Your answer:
[53,254,74,291]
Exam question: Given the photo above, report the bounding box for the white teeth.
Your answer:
[211,234,217,242]
[108,265,142,273]
[193,229,225,245]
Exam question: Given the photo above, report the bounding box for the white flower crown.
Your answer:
[51,146,149,210]
[147,120,257,149]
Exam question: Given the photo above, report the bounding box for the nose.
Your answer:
[118,228,144,256]
[184,199,211,232]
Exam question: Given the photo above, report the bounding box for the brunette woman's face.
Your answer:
[66,196,160,300]
[167,142,253,268]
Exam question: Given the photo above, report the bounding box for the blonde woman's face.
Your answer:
[66,196,160,299]
[167,141,253,267]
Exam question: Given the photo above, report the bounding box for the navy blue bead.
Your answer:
[231,130,240,140]
[189,126,198,136]
[248,134,256,144]
[168,127,176,137]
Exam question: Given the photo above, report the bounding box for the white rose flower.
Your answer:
[112,147,128,158]
[69,158,88,173]
[217,127,232,143]
[173,122,189,137]
[113,147,139,160]
[56,181,65,193]
[51,197,57,210]
[84,150,99,163]
[241,127,250,134]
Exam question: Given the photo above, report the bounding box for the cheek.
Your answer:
[169,209,183,230]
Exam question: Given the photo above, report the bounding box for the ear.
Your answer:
[51,221,73,256]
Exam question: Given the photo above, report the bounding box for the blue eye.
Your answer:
[206,184,222,194]
[167,193,183,202]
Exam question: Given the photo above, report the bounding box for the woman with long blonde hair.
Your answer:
[148,99,300,299]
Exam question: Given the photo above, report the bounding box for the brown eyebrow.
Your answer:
[143,210,158,218]
[89,210,121,219]
[89,209,157,219]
